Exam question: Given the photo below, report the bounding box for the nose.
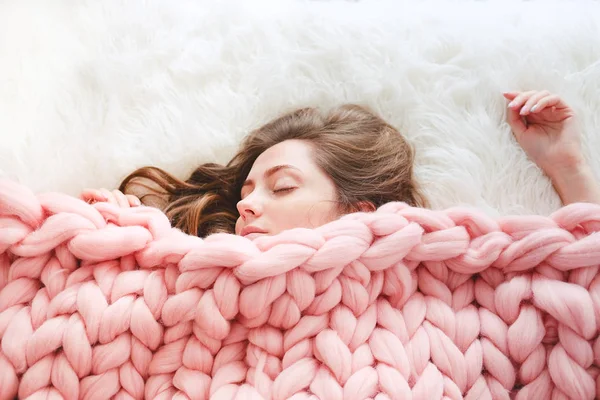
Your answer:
[236,194,262,221]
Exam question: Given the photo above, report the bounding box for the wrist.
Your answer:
[547,160,600,205]
[544,154,587,183]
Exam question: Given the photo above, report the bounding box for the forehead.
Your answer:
[248,140,316,177]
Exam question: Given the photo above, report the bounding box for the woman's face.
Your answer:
[235,139,340,239]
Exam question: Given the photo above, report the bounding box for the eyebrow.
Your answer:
[242,164,301,188]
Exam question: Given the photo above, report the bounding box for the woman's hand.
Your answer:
[504,90,600,205]
[504,90,583,176]
[81,188,141,208]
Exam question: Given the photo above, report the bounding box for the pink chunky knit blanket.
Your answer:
[2,179,600,400]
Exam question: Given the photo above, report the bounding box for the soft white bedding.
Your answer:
[1,0,599,216]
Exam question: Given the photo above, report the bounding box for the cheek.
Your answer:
[307,202,341,226]
[275,199,340,231]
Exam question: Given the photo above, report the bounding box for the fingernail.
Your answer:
[530,105,537,112]
[520,107,528,115]
[508,101,516,108]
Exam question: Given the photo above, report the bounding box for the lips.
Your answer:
[240,225,268,238]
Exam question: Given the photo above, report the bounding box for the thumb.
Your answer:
[507,107,527,137]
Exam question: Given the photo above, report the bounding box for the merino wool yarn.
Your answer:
[1,178,600,399]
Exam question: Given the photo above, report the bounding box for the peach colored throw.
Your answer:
[1,179,600,400]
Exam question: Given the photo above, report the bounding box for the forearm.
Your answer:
[547,163,600,205]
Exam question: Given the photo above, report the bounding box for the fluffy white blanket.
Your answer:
[1,0,599,217]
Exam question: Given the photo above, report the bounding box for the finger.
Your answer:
[80,188,107,203]
[112,190,130,208]
[520,91,550,115]
[99,188,118,205]
[507,91,537,110]
[503,91,519,100]
[530,94,568,113]
[126,195,142,207]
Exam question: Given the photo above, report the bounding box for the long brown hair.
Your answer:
[120,104,426,237]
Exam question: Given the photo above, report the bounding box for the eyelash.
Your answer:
[240,186,296,199]
[273,187,296,194]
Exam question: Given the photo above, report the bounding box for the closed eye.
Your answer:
[273,187,296,194]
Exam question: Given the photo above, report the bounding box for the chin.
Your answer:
[244,232,267,240]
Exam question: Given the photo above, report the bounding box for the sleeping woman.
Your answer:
[81,90,600,238]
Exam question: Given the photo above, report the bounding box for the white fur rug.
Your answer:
[1,0,599,217]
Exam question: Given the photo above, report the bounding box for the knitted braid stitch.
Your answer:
[1,178,600,400]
